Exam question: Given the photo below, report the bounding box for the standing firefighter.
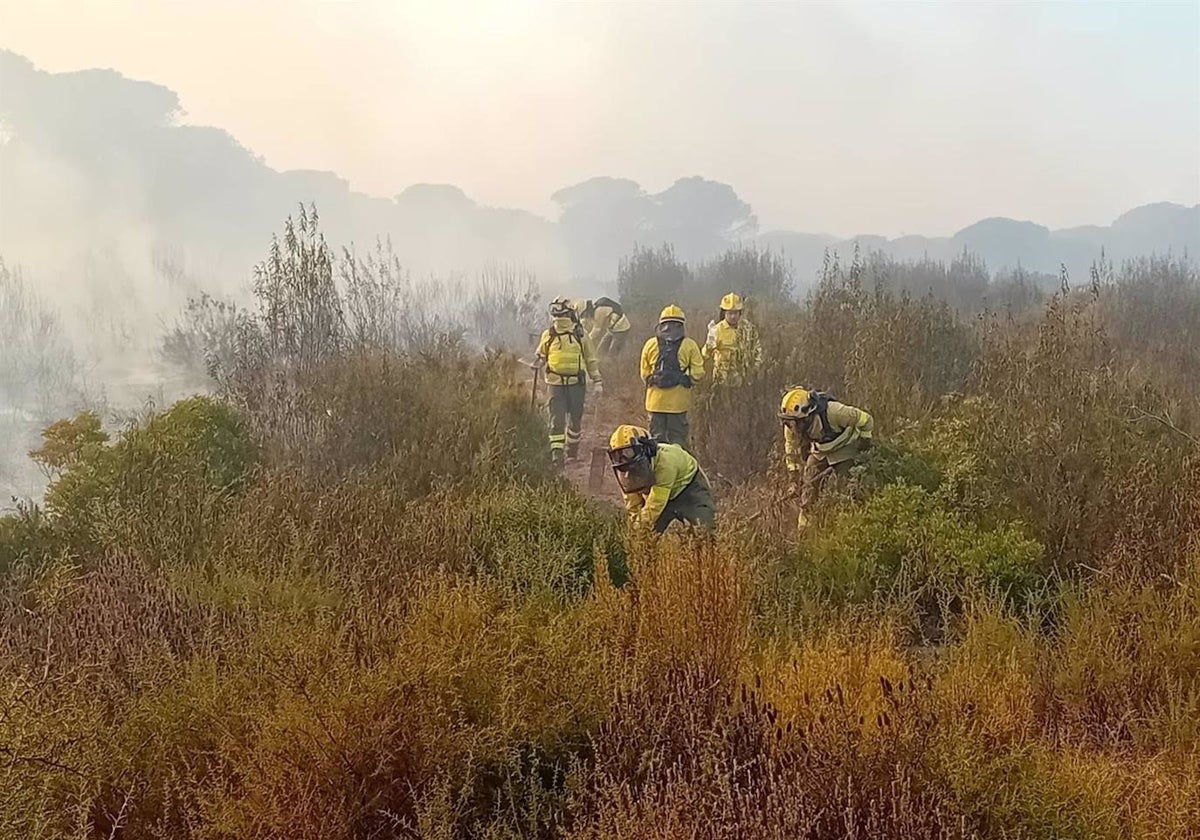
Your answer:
[536,298,603,466]
[570,297,632,355]
[779,387,874,528]
[640,305,705,447]
[607,424,716,533]
[703,292,763,385]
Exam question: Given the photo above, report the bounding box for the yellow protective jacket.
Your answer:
[537,318,601,385]
[703,318,763,384]
[571,298,631,344]
[640,336,705,413]
[784,400,874,469]
[588,300,631,340]
[622,442,698,526]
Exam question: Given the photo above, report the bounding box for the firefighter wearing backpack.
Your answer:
[569,297,632,354]
[536,298,603,465]
[778,387,874,528]
[703,292,763,385]
[606,424,716,533]
[640,305,705,448]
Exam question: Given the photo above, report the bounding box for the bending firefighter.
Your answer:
[607,424,716,533]
[703,292,763,385]
[569,297,632,354]
[640,305,705,447]
[536,298,603,466]
[779,387,874,528]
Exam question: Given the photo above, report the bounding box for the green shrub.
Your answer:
[31,396,256,562]
[800,482,1044,610]
[0,502,57,576]
[459,482,626,595]
[617,243,691,317]
[849,438,943,497]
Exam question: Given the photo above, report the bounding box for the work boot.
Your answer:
[551,450,564,468]
[566,446,579,463]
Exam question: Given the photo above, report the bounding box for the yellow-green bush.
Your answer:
[22,397,256,564]
[798,482,1044,612]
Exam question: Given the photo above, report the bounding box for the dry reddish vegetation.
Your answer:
[2,215,1198,838]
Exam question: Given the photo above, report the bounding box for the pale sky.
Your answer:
[2,0,1197,238]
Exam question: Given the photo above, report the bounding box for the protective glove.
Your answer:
[705,320,719,349]
[593,381,604,397]
[679,374,693,388]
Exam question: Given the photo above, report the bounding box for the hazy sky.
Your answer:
[2,0,1197,237]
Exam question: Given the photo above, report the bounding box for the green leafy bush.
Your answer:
[458,482,626,595]
[31,396,256,562]
[801,482,1044,609]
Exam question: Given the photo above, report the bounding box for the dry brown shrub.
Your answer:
[970,286,1199,576]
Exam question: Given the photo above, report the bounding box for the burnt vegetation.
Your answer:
[2,208,1199,839]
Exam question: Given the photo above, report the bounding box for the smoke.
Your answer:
[2,47,1196,503]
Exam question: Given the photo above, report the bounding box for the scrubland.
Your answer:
[2,210,1198,839]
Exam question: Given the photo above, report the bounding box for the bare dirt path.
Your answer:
[558,388,628,506]
[518,353,637,507]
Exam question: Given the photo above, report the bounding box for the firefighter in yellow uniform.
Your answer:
[568,297,632,354]
[779,387,874,528]
[536,298,603,465]
[607,424,716,533]
[640,305,705,448]
[703,292,763,384]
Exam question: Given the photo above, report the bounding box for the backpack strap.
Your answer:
[594,296,623,316]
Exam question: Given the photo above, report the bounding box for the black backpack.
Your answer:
[652,336,686,388]
[806,391,841,443]
[593,296,624,318]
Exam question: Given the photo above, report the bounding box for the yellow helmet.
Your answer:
[658,304,686,324]
[609,424,648,451]
[608,424,656,466]
[607,424,657,491]
[779,387,813,419]
[720,292,744,311]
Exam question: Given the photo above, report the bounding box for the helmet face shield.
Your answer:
[612,458,656,494]
[656,320,685,342]
[606,430,657,493]
[607,444,640,466]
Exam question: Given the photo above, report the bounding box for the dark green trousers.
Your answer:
[649,412,690,449]
[655,470,716,533]
[549,381,586,458]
